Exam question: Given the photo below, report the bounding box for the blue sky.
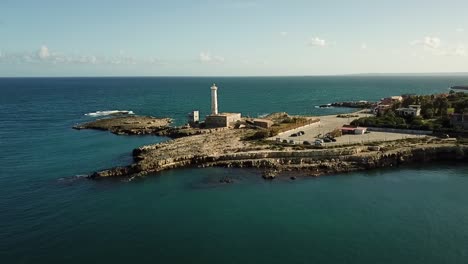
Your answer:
[1,0,468,76]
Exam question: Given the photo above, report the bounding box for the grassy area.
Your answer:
[351,114,444,130]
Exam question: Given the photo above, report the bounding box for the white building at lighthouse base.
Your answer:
[205,112,241,128]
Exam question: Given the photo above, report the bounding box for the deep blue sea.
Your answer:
[1,76,468,263]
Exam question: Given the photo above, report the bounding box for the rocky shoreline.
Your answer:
[73,115,233,138]
[87,126,468,180]
[74,113,467,181]
[73,116,173,135]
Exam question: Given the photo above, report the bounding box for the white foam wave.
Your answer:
[85,110,135,117]
[315,104,334,109]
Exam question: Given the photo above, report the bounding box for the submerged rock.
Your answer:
[219,177,235,184]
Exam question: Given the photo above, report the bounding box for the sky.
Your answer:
[1,0,468,77]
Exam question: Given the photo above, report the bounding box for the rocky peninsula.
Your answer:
[75,112,467,181]
[88,126,467,180]
[451,86,468,91]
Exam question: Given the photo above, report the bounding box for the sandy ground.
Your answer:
[269,111,426,145]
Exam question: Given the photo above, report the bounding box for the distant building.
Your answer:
[374,104,391,115]
[380,96,403,105]
[396,105,421,117]
[450,113,468,129]
[204,84,241,128]
[188,110,199,125]
[253,119,273,128]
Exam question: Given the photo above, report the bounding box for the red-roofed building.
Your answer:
[341,126,367,135]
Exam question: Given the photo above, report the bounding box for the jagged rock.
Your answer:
[86,124,468,180]
[219,177,234,184]
[262,170,278,180]
[368,146,381,151]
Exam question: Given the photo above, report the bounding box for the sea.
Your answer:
[1,76,468,264]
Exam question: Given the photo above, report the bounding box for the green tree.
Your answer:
[434,97,450,116]
[422,108,434,119]
[402,96,416,107]
[453,98,468,113]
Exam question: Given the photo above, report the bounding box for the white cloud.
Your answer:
[75,55,98,64]
[456,28,465,33]
[308,37,327,47]
[453,45,467,56]
[280,31,288,37]
[199,52,211,62]
[0,45,163,66]
[213,55,225,62]
[411,36,441,49]
[199,51,225,63]
[38,45,50,59]
[410,36,468,57]
[361,43,368,50]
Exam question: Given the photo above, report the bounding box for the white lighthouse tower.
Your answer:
[205,83,241,128]
[211,83,218,115]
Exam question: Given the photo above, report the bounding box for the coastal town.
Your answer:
[72,83,468,181]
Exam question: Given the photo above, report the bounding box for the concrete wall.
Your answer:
[205,115,227,128]
[254,119,273,128]
[276,120,321,136]
[226,113,241,126]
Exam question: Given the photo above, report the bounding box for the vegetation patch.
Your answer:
[352,91,468,133]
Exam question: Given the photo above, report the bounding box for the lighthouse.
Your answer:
[205,83,241,128]
[211,83,218,115]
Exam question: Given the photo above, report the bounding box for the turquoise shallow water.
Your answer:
[1,76,468,263]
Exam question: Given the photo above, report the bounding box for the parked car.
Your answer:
[314,140,323,146]
[323,138,331,143]
[282,139,288,143]
[299,131,305,135]
[330,137,337,142]
[289,139,295,144]
[303,141,311,145]
[290,133,298,137]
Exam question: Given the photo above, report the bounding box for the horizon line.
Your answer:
[2,72,468,79]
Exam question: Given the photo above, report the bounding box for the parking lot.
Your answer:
[269,112,425,146]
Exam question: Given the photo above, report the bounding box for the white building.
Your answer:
[188,110,199,126]
[396,105,421,117]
